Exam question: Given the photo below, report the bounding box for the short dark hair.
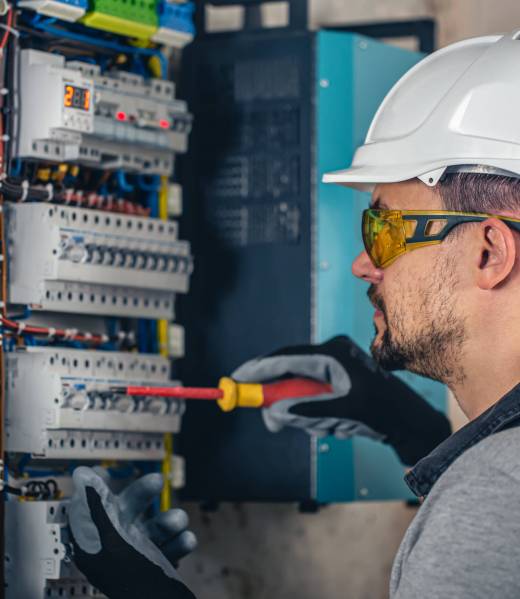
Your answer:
[437,172,520,213]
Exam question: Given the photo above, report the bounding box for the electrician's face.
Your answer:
[351,180,466,385]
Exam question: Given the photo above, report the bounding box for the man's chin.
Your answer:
[370,333,407,372]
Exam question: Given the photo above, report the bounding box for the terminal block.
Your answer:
[17,50,192,175]
[81,0,157,38]
[18,0,88,21]
[152,1,196,48]
[6,347,185,460]
[7,203,193,318]
[5,500,105,598]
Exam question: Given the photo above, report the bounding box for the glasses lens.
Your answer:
[362,209,407,268]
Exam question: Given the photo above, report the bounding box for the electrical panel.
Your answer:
[18,49,192,174]
[6,347,184,459]
[2,0,196,594]
[5,500,106,597]
[7,203,193,318]
[179,29,447,504]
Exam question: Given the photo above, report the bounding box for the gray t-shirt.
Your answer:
[390,427,520,598]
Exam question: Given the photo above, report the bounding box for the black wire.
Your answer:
[5,478,60,499]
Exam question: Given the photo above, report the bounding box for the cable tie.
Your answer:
[17,322,26,334]
[64,328,78,340]
[47,327,56,339]
[20,180,29,202]
[101,334,109,343]
[83,332,93,341]
[45,183,54,201]
[117,331,126,341]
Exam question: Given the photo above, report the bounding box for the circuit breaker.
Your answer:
[7,203,193,318]
[5,500,105,597]
[179,28,447,504]
[6,347,184,459]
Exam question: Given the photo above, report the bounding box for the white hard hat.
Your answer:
[323,30,520,191]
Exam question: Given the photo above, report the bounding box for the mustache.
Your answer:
[367,285,385,312]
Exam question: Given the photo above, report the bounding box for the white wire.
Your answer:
[0,23,19,38]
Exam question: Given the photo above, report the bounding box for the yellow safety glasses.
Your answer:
[362,209,520,269]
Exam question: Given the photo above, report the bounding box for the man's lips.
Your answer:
[374,308,384,318]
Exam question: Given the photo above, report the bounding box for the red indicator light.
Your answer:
[116,111,127,122]
[159,119,170,129]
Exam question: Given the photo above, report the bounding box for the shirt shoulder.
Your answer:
[451,425,520,482]
[391,427,520,599]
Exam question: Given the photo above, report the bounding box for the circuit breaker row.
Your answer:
[6,347,185,460]
[19,49,193,174]
[7,203,193,318]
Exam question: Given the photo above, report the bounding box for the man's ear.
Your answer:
[475,218,517,290]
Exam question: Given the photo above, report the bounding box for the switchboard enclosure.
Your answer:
[179,29,446,504]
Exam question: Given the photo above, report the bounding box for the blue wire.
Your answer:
[10,158,21,178]
[107,464,135,479]
[31,18,167,78]
[117,170,134,193]
[9,306,32,321]
[137,174,161,192]
[17,454,31,476]
[24,335,36,346]
[137,319,148,353]
[147,189,159,218]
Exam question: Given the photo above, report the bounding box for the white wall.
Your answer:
[179,2,520,598]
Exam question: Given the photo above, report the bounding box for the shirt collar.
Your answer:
[405,382,520,497]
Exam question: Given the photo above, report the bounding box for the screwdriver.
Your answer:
[110,377,333,412]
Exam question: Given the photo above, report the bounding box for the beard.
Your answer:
[367,255,467,387]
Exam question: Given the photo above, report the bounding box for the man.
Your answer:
[69,29,520,598]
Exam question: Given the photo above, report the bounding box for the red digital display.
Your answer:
[64,84,91,111]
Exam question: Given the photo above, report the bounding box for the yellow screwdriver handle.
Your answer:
[217,377,264,412]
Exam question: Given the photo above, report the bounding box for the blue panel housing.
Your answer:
[315,31,446,502]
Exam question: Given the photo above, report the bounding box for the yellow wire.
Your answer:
[158,175,172,511]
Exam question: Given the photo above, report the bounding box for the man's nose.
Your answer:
[352,251,384,284]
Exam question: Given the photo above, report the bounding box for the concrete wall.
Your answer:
[179,501,417,599]
[179,3,520,598]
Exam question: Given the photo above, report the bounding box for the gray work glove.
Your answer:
[68,467,197,599]
[232,336,452,466]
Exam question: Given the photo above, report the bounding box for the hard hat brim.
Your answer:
[322,164,422,192]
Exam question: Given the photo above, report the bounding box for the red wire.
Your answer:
[0,8,13,51]
[1,316,113,345]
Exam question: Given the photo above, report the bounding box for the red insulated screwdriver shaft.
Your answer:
[111,385,224,399]
[110,378,334,410]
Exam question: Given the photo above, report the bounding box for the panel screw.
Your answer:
[320,79,330,88]
[320,260,330,270]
